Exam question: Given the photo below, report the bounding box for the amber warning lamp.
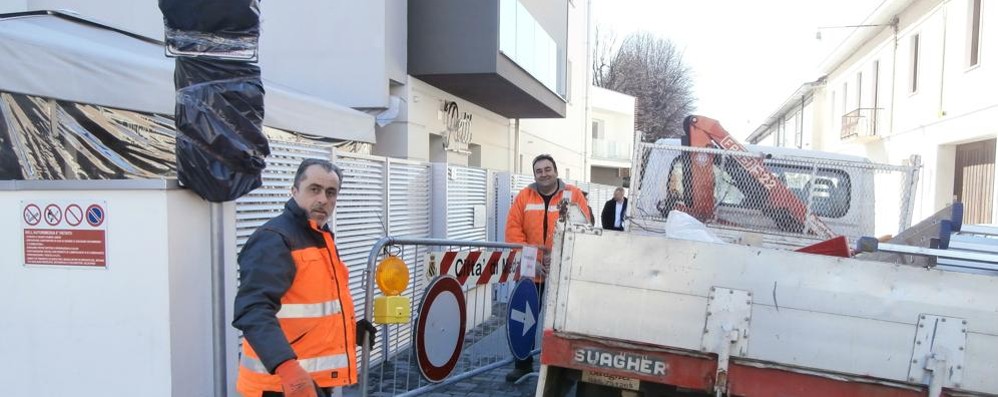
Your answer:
[373,255,411,324]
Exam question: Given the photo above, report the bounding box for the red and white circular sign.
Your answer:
[415,275,467,383]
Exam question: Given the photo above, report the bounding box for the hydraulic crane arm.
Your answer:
[681,115,836,238]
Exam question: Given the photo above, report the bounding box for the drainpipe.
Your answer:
[583,0,593,181]
[938,4,948,118]
[799,94,806,148]
[513,118,521,173]
[888,17,900,135]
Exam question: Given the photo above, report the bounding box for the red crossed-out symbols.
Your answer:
[64,204,84,227]
[23,204,42,226]
[44,204,62,226]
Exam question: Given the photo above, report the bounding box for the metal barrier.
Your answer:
[359,237,535,397]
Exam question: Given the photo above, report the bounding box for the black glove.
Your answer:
[356,319,377,347]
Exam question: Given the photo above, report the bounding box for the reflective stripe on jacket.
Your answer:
[505,179,591,282]
[233,199,358,396]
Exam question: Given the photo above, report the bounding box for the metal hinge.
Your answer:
[701,287,752,397]
[908,314,967,396]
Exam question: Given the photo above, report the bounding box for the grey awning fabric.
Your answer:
[0,12,375,143]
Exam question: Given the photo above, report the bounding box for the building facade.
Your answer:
[588,86,636,187]
[2,0,624,180]
[749,0,996,224]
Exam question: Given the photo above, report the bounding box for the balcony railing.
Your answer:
[592,138,631,161]
[840,108,881,141]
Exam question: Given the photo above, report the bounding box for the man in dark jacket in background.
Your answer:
[601,187,628,231]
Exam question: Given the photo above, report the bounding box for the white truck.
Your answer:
[533,117,998,396]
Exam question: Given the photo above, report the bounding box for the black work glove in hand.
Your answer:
[356,319,378,347]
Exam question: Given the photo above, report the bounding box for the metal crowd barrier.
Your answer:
[359,237,536,396]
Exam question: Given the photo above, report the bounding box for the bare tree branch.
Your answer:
[593,30,696,141]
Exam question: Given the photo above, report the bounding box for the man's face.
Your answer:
[614,190,624,202]
[292,165,341,225]
[533,159,558,190]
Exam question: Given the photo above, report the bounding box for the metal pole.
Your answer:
[211,202,227,397]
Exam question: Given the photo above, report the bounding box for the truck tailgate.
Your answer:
[543,228,998,394]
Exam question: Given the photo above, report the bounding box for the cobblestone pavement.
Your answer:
[421,363,539,396]
[345,359,539,397]
[346,297,541,397]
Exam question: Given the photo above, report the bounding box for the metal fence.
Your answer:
[359,237,532,397]
[628,142,921,245]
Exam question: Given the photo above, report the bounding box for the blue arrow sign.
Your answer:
[506,279,539,361]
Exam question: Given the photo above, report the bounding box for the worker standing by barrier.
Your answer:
[233,159,377,397]
[504,154,591,382]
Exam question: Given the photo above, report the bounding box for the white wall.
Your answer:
[21,0,393,109]
[259,0,389,108]
[26,0,162,38]
[406,77,513,170]
[386,0,407,84]
[591,87,635,163]
[0,0,27,13]
[518,0,588,179]
[0,185,228,397]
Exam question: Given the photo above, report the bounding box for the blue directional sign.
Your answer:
[506,279,540,360]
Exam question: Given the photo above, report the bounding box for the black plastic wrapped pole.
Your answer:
[160,1,265,396]
[173,57,268,202]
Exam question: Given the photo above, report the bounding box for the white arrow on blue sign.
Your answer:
[506,279,539,360]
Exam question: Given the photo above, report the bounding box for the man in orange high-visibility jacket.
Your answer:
[233,159,378,397]
[504,154,591,382]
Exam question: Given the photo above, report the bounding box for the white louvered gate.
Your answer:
[332,151,432,364]
[236,139,333,250]
[381,158,432,364]
[492,172,534,242]
[432,164,490,241]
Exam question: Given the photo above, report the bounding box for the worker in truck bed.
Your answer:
[504,154,591,382]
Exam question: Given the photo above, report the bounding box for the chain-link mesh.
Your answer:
[629,142,920,245]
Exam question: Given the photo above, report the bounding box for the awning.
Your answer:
[0,11,375,143]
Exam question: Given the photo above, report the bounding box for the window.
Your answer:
[856,72,863,109]
[969,0,982,67]
[842,82,848,112]
[872,60,880,109]
[910,34,920,93]
[591,119,605,139]
[566,59,573,103]
[830,90,837,130]
[499,0,559,93]
[708,160,852,219]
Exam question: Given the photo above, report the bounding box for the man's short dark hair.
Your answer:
[293,158,344,189]
[532,154,557,172]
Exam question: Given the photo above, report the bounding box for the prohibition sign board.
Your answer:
[21,201,108,268]
[415,276,467,383]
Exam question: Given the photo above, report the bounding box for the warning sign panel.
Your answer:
[21,201,108,268]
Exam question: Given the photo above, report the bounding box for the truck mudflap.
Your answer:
[540,330,933,397]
